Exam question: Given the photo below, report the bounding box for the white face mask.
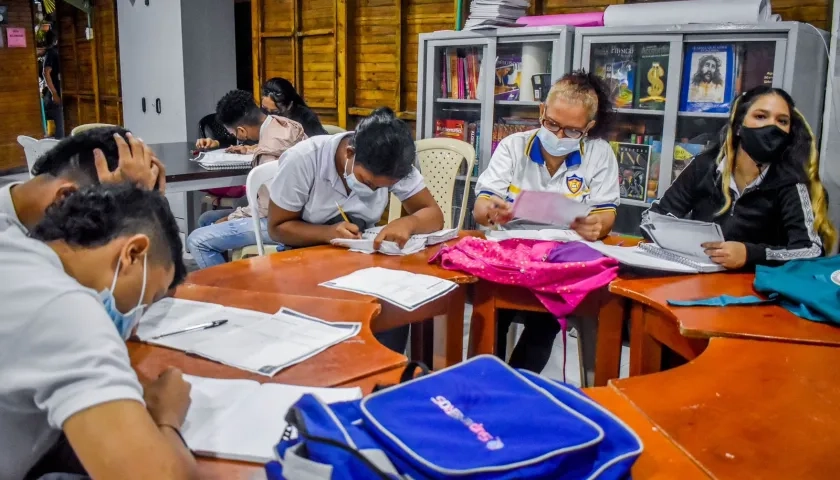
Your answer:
[343,157,377,198]
[537,127,582,157]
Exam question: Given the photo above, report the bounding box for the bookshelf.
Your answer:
[574,22,828,234]
[417,26,575,229]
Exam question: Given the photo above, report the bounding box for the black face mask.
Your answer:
[738,125,790,165]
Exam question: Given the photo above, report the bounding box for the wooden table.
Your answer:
[585,388,710,479]
[611,338,840,479]
[469,234,643,386]
[130,285,407,388]
[610,273,840,376]
[186,243,476,369]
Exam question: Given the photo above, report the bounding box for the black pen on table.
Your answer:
[152,319,228,339]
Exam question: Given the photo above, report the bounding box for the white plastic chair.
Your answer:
[230,162,280,260]
[70,123,116,136]
[388,137,476,230]
[323,124,347,135]
[17,136,60,177]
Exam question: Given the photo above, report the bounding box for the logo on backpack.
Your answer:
[430,396,504,451]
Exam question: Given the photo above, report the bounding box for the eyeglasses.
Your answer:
[540,117,585,139]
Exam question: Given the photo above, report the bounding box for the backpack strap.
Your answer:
[372,361,431,393]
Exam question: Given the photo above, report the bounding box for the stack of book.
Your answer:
[464,0,530,30]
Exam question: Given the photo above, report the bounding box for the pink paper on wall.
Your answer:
[517,12,605,28]
[6,27,26,48]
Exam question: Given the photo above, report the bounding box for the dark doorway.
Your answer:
[234,0,253,92]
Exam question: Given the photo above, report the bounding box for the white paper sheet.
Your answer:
[511,190,593,227]
[320,267,458,311]
[486,229,583,243]
[604,0,773,27]
[194,150,253,168]
[330,228,459,255]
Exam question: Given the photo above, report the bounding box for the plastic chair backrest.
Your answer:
[388,137,475,230]
[17,136,40,177]
[246,162,279,256]
[70,123,116,136]
[322,124,347,135]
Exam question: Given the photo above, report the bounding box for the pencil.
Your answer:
[335,201,351,223]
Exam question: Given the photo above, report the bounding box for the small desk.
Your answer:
[611,338,840,479]
[610,273,840,375]
[129,285,407,387]
[186,243,477,369]
[585,388,710,479]
[150,142,249,194]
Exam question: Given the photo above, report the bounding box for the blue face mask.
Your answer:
[344,157,378,198]
[537,127,582,157]
[99,255,148,340]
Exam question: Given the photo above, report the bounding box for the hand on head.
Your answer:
[95,133,166,193]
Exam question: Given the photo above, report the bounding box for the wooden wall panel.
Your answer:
[0,0,41,172]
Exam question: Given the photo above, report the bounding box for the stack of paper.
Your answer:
[464,0,530,30]
[320,267,458,311]
[330,227,459,256]
[511,190,592,227]
[486,229,583,242]
[137,299,361,376]
[194,150,252,170]
[181,375,362,463]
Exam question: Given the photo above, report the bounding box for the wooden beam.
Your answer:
[69,11,82,125]
[109,0,123,125]
[336,0,348,129]
[395,0,404,112]
[348,107,416,121]
[260,30,295,39]
[251,0,263,99]
[293,0,301,90]
[297,28,334,37]
[90,13,101,123]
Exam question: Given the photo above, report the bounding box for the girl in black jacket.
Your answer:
[643,86,836,269]
[260,77,329,137]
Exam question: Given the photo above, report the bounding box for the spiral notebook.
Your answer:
[195,150,252,170]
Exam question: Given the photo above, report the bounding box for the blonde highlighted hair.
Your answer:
[715,87,837,250]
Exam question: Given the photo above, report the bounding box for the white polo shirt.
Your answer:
[475,129,620,224]
[268,132,425,228]
[0,182,26,233]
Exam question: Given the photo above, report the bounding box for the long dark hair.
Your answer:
[261,77,307,111]
[712,85,835,248]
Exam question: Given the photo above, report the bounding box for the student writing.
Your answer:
[643,86,836,269]
[0,184,196,479]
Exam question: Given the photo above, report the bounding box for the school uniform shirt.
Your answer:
[228,115,307,221]
[474,129,620,228]
[642,149,823,266]
[0,181,26,233]
[268,132,425,229]
[0,227,144,479]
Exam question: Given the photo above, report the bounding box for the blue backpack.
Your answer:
[266,355,642,479]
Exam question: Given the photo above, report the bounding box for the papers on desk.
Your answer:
[330,227,459,256]
[320,267,458,311]
[181,375,362,463]
[486,229,583,243]
[511,190,593,227]
[137,298,361,376]
[194,150,252,170]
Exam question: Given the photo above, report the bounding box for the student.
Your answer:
[38,30,64,139]
[0,184,196,480]
[643,86,836,268]
[186,90,306,269]
[261,77,329,137]
[471,70,620,373]
[266,107,444,351]
[0,127,164,234]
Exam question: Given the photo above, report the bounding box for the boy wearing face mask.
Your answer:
[473,71,620,241]
[187,89,307,269]
[643,86,835,269]
[0,184,197,479]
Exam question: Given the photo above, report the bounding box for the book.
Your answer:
[320,267,458,311]
[680,44,736,113]
[180,375,362,463]
[592,43,637,108]
[634,43,669,111]
[330,228,459,256]
[137,299,361,376]
[511,190,593,227]
[612,142,651,202]
[647,140,662,202]
[434,119,468,141]
[494,55,522,101]
[740,42,775,92]
[440,47,483,100]
[672,142,705,181]
[194,150,252,171]
[583,242,718,274]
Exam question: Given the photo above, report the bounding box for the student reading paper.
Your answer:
[471,70,620,374]
[642,86,836,269]
[0,184,196,479]
[266,107,444,352]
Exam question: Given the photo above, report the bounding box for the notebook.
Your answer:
[181,375,362,463]
[583,242,705,273]
[194,150,252,170]
[320,267,458,311]
[330,228,459,256]
[511,190,593,226]
[486,229,583,243]
[137,299,361,376]
[637,212,726,272]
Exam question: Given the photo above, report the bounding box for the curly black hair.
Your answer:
[30,183,187,289]
[551,69,615,139]
[350,107,415,179]
[216,89,264,128]
[31,126,131,184]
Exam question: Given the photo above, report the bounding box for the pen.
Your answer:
[335,201,351,224]
[152,320,228,339]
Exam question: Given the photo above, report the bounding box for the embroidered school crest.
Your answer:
[566,174,584,194]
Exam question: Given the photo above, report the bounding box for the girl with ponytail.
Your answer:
[642,85,836,269]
